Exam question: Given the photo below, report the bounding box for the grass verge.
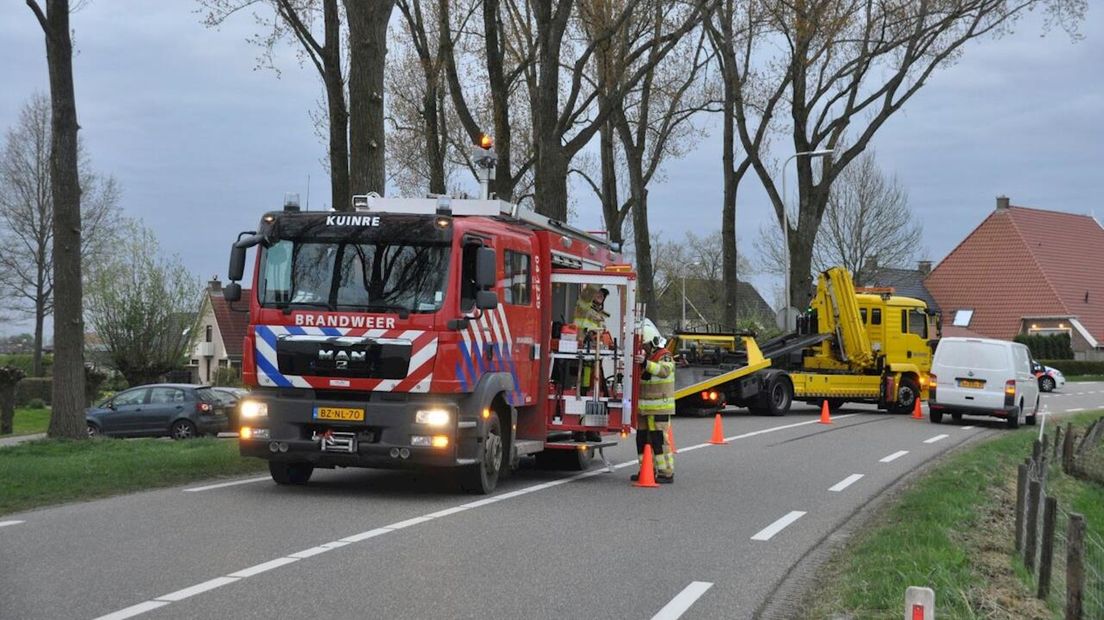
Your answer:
[1068,375,1104,382]
[9,407,51,435]
[0,437,266,516]
[808,411,1104,619]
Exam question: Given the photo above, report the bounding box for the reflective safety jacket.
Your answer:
[573,291,606,335]
[639,347,675,416]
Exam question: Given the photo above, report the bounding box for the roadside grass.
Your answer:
[10,407,51,435]
[808,411,1104,620]
[1067,375,1104,383]
[0,437,266,516]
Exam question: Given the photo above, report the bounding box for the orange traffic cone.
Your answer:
[819,400,832,425]
[667,425,677,454]
[634,444,659,488]
[709,413,727,445]
[912,398,924,420]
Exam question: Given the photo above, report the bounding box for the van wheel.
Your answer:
[1026,398,1038,426]
[1006,405,1021,430]
[460,411,503,494]
[952,413,963,423]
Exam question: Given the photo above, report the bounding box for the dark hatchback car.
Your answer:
[210,387,249,431]
[86,384,230,439]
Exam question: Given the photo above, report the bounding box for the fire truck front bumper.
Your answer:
[236,390,490,469]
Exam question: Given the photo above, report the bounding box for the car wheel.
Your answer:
[1006,405,1021,430]
[269,461,314,485]
[929,411,943,424]
[1040,376,1055,392]
[87,422,101,438]
[170,420,197,440]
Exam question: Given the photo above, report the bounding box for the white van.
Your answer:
[929,337,1040,429]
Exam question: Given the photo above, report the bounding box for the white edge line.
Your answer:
[651,581,714,620]
[387,515,435,530]
[961,426,976,430]
[339,527,393,543]
[227,557,299,579]
[155,576,240,602]
[183,476,271,493]
[828,474,864,492]
[93,601,171,620]
[1067,408,1085,412]
[923,434,949,444]
[750,510,806,541]
[724,414,858,442]
[0,520,25,528]
[879,450,909,463]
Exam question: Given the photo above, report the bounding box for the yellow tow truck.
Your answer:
[671,267,940,416]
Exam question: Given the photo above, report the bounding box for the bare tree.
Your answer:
[200,0,351,210]
[755,151,922,287]
[728,0,1084,309]
[85,221,204,387]
[26,0,86,440]
[0,94,121,377]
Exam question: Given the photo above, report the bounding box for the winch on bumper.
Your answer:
[238,389,491,469]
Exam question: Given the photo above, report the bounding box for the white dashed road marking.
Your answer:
[0,520,24,528]
[751,511,806,541]
[828,474,864,492]
[1067,408,1085,413]
[651,581,714,620]
[182,476,271,492]
[880,450,909,463]
[961,426,975,430]
[923,434,949,444]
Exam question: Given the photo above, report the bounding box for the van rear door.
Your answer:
[934,339,1012,410]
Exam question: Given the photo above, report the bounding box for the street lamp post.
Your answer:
[779,149,834,330]
[681,261,701,329]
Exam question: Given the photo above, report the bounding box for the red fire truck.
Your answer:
[224,191,640,494]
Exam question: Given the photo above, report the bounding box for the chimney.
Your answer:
[208,276,222,292]
[917,260,932,276]
[996,195,1010,210]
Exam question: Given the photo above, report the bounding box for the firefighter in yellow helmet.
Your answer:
[632,319,675,483]
[572,285,609,344]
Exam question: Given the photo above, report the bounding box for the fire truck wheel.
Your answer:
[461,411,503,494]
[269,461,314,485]
[890,377,920,415]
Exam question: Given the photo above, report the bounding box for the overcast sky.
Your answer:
[0,2,1100,335]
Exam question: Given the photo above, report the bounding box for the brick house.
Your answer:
[924,197,1104,360]
[189,278,251,383]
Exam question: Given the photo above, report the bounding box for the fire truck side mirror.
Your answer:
[476,290,498,310]
[229,245,247,282]
[475,247,496,289]
[224,282,242,302]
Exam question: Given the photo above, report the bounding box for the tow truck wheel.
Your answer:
[765,378,792,416]
[890,378,920,415]
[827,399,846,413]
[461,411,503,494]
[269,461,314,485]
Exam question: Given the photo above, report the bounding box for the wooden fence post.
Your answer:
[1063,425,1075,474]
[1015,463,1029,553]
[1066,513,1084,620]
[1025,479,1041,572]
[1037,496,1057,599]
[1033,438,1043,462]
[1054,425,1062,459]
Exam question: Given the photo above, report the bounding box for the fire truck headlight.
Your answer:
[415,409,450,427]
[241,400,268,419]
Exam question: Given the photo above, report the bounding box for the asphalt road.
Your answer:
[2,383,1103,620]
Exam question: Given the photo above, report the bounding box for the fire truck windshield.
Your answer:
[258,238,450,314]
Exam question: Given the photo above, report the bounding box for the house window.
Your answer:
[952,309,973,327]
[503,250,531,305]
[205,325,213,343]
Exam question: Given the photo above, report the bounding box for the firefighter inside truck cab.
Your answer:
[571,285,614,395]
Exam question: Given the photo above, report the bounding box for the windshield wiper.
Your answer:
[340,303,411,319]
[275,301,335,313]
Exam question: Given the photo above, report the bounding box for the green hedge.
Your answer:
[1014,333,1073,360]
[0,353,52,376]
[15,377,51,406]
[1038,360,1104,376]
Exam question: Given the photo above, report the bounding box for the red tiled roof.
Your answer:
[210,290,251,358]
[925,205,1104,343]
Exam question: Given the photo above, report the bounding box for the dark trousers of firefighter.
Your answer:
[636,414,674,476]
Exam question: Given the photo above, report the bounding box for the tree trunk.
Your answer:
[720,67,739,330]
[31,0,87,440]
[345,0,394,197]
[598,118,623,245]
[322,0,350,211]
[534,146,569,220]
[482,0,514,201]
[33,298,45,377]
[424,80,446,195]
[0,384,14,435]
